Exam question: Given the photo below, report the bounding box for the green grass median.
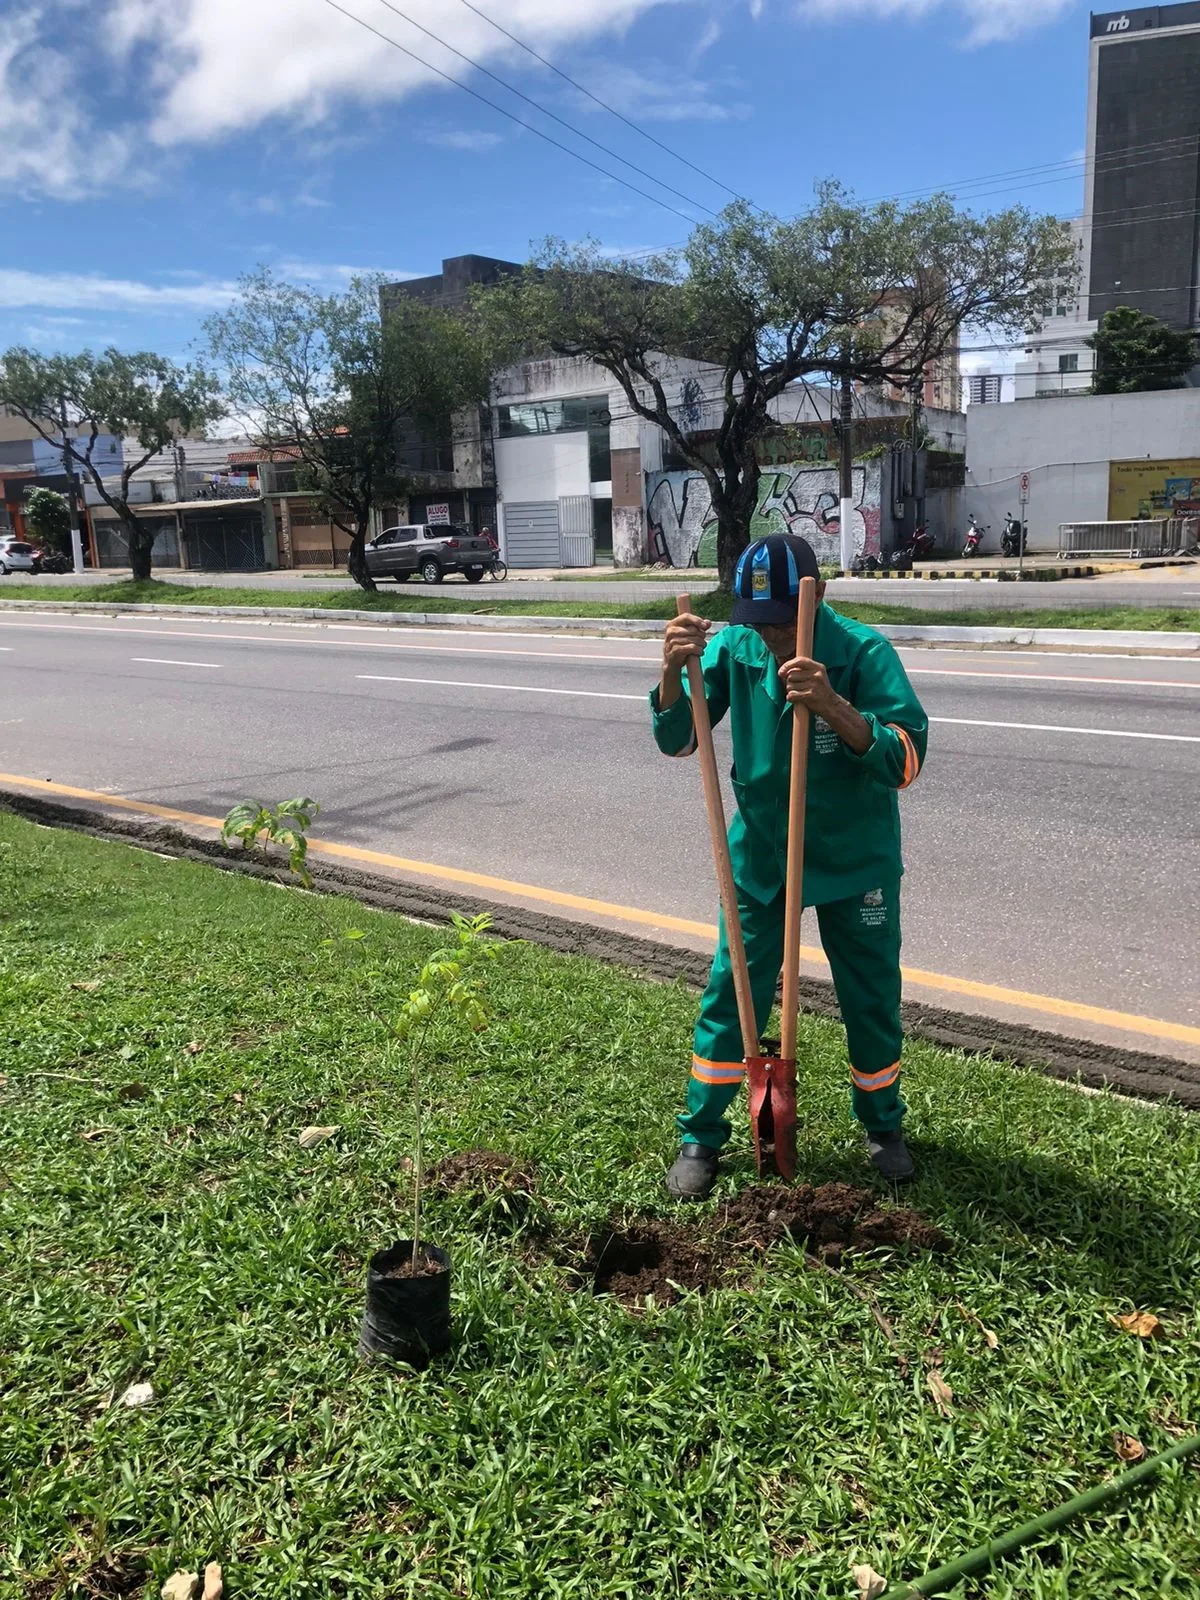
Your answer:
[1,577,1197,632]
[2,815,1197,1597]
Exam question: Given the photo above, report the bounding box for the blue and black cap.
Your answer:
[730,534,820,626]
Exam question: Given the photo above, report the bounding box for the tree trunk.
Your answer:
[716,502,750,592]
[346,515,378,593]
[124,513,156,582]
[714,456,760,591]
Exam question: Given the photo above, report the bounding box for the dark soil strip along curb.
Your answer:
[4,786,1198,1111]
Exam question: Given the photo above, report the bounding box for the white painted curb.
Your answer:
[0,598,1195,653]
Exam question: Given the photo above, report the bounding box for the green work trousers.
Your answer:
[682,878,905,1150]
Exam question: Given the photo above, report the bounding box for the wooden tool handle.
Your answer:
[675,595,759,1060]
[780,576,818,1061]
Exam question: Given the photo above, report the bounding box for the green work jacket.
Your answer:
[649,606,928,908]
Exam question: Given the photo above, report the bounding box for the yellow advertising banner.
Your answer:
[1108,458,1200,521]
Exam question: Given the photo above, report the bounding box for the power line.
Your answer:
[369,0,718,216]
[316,0,705,225]
[452,0,752,208]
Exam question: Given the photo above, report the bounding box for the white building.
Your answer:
[1013,218,1096,401]
[966,385,1200,550]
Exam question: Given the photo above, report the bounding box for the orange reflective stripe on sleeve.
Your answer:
[850,1060,901,1092]
[887,725,920,789]
[691,1054,745,1085]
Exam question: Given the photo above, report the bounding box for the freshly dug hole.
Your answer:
[568,1181,948,1305]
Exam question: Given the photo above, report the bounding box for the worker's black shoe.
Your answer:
[866,1128,916,1184]
[665,1143,720,1200]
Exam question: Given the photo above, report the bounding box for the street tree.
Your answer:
[23,487,71,554]
[0,347,224,581]
[483,187,1073,583]
[207,271,493,592]
[1088,306,1196,395]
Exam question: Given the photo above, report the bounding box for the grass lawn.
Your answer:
[1,578,1197,633]
[1,816,1198,1599]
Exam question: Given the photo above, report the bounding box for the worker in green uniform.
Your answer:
[650,533,928,1199]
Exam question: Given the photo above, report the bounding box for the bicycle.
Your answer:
[487,557,508,581]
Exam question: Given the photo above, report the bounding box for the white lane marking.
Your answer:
[0,645,11,650]
[907,666,1200,690]
[131,657,221,669]
[0,618,657,666]
[931,715,1200,744]
[357,673,644,702]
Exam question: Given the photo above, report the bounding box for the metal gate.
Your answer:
[183,509,267,571]
[503,501,561,568]
[558,494,594,566]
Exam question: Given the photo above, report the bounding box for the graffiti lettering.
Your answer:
[646,460,882,567]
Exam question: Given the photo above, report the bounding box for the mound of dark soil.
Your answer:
[721,1181,950,1257]
[427,1148,541,1233]
[428,1148,536,1193]
[569,1181,948,1305]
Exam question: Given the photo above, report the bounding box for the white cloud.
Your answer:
[108,0,690,145]
[796,0,1075,46]
[419,129,505,152]
[0,10,141,200]
[273,260,421,287]
[568,61,745,122]
[0,269,239,313]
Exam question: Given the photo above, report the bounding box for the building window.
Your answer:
[1058,353,1079,373]
[969,374,1003,405]
[496,395,609,438]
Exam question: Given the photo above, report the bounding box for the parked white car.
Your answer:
[0,538,37,574]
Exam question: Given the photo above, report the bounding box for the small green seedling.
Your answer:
[391,914,496,1271]
[221,798,497,1273]
[221,797,321,886]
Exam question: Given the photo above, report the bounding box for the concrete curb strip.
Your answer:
[2,786,1197,1111]
[0,597,1196,652]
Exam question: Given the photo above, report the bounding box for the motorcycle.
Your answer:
[33,547,73,574]
[961,515,986,558]
[1000,514,1026,558]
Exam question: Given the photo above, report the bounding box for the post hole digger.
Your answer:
[677,577,817,1182]
[654,534,930,1201]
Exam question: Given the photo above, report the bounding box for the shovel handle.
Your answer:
[676,595,759,1060]
[780,577,818,1062]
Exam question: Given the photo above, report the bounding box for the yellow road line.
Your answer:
[4,771,1199,1050]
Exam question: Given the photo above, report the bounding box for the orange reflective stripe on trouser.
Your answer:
[691,1053,746,1085]
[887,724,920,789]
[850,1060,901,1092]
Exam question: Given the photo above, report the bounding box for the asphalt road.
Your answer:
[6,563,1200,610]
[2,610,1197,1061]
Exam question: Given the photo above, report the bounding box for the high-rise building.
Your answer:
[1017,3,1200,399]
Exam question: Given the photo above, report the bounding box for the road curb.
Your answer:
[2,786,1196,1109]
[0,596,1196,653]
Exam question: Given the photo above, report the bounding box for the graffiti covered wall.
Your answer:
[646,460,883,568]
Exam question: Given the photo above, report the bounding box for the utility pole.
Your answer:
[838,369,855,573]
[58,393,86,574]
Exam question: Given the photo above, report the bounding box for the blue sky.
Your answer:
[4,0,1095,377]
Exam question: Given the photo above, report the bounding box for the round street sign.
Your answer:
[1019,472,1030,495]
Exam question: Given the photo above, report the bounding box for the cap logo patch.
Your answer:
[752,569,769,593]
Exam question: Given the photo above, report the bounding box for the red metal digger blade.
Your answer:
[745,1053,797,1182]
